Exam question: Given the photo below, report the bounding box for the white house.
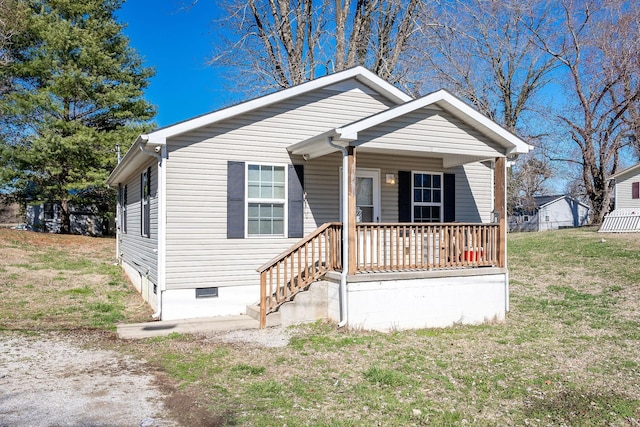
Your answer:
[509,195,590,232]
[107,67,531,331]
[600,163,640,232]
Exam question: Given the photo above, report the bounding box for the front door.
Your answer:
[340,168,381,222]
[356,169,380,222]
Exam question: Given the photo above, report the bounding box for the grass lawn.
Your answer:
[1,227,639,426]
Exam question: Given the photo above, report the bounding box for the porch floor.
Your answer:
[326,266,507,282]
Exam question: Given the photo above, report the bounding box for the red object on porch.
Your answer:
[463,247,484,261]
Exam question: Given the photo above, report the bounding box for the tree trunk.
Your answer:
[59,199,70,234]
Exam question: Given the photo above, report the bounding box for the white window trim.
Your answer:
[411,171,444,222]
[245,162,288,238]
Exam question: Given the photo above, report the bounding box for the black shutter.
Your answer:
[443,173,456,222]
[227,161,245,238]
[288,164,304,238]
[142,167,151,237]
[122,184,127,233]
[398,171,412,222]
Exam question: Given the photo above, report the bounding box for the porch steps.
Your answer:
[246,281,332,327]
[246,304,281,327]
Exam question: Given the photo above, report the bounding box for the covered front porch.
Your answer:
[256,90,527,330]
[256,152,509,329]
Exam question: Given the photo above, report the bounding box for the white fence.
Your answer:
[599,209,640,233]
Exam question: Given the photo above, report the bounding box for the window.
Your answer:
[247,164,286,236]
[412,172,442,222]
[141,167,151,237]
[44,203,55,220]
[633,182,639,199]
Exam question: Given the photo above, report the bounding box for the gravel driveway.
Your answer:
[0,332,177,427]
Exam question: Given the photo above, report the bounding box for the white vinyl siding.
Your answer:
[301,153,494,228]
[164,83,397,290]
[354,107,503,157]
[615,172,640,210]
[119,160,159,285]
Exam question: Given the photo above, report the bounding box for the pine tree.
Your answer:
[0,0,155,233]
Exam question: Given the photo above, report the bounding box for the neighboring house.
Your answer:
[26,202,109,236]
[600,163,640,232]
[0,196,24,227]
[107,66,531,331]
[509,195,590,232]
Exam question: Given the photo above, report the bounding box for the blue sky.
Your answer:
[117,1,239,127]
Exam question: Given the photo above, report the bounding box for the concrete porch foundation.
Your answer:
[276,268,508,332]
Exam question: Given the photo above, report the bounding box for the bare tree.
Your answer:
[528,0,640,223]
[508,154,553,214]
[0,0,27,66]
[415,0,558,133]
[209,0,419,94]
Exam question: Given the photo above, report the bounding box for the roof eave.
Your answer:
[106,135,165,186]
[337,89,531,156]
[608,162,640,181]
[145,66,412,142]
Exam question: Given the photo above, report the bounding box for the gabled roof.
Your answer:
[608,162,640,181]
[288,89,531,161]
[533,195,590,210]
[107,66,411,185]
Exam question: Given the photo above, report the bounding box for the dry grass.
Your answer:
[0,229,152,330]
[1,227,639,426]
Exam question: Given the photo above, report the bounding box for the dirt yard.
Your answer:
[0,229,285,426]
[0,332,177,426]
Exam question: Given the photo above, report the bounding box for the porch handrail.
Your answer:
[355,222,499,272]
[257,222,342,328]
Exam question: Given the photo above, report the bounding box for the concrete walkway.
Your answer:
[117,314,260,339]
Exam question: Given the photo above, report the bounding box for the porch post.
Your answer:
[494,157,506,268]
[347,146,357,275]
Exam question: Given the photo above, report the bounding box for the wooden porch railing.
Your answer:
[256,222,500,328]
[355,223,499,272]
[256,222,342,328]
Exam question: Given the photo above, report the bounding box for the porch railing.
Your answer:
[257,222,342,328]
[355,223,499,272]
[256,222,500,328]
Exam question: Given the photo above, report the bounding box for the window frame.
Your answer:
[141,167,151,238]
[245,162,288,238]
[632,181,639,199]
[43,202,55,221]
[411,171,444,223]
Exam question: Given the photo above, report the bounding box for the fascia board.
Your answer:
[338,89,531,155]
[608,162,640,180]
[538,197,565,209]
[106,135,145,186]
[107,136,166,186]
[433,91,531,155]
[147,66,411,142]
